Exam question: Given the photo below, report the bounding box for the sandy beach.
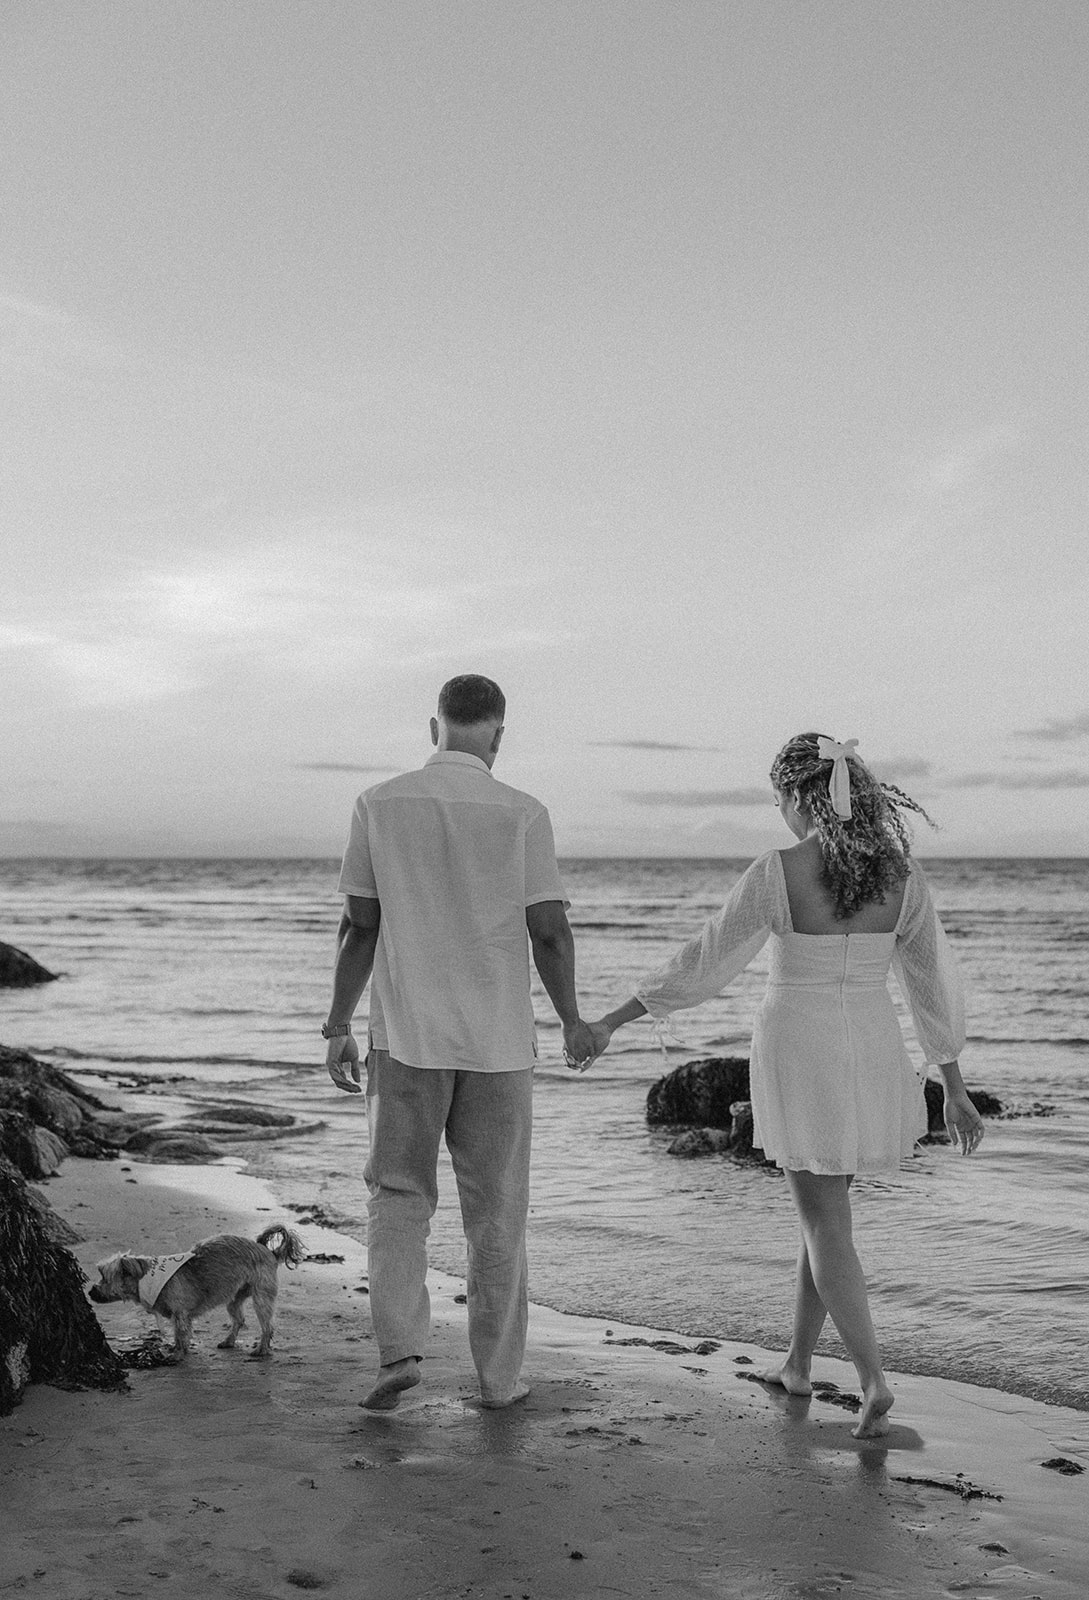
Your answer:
[1,1157,1085,1600]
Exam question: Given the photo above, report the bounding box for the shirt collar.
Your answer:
[425,750,493,775]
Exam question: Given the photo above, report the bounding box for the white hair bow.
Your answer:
[816,736,859,819]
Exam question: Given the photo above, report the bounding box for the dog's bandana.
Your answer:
[137,1251,196,1310]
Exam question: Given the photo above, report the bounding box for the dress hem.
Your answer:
[765,1148,921,1177]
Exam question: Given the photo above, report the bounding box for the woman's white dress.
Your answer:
[635,851,966,1176]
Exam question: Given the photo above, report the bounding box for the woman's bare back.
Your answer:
[778,837,906,935]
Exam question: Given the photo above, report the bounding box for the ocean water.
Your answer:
[2,855,1087,1409]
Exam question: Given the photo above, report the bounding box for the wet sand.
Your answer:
[2,1157,1086,1600]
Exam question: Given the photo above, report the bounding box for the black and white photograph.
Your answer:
[2,4,1087,1596]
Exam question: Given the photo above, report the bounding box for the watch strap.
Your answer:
[321,1021,353,1040]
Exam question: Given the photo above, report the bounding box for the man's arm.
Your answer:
[325,895,381,1093]
[526,900,595,1066]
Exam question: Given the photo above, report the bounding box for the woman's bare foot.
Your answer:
[361,1357,421,1411]
[756,1362,813,1397]
[480,1381,531,1409]
[852,1379,894,1438]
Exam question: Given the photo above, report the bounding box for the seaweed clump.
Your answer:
[0,1156,126,1415]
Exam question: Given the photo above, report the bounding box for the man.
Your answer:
[323,674,596,1411]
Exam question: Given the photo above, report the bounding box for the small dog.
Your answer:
[88,1224,305,1360]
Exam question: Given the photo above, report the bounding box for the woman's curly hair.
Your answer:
[770,732,936,919]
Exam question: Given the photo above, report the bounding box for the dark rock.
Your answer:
[121,1130,221,1163]
[177,1118,325,1143]
[649,1058,774,1162]
[0,1044,111,1114]
[181,1104,297,1128]
[666,1128,734,1158]
[1,1044,235,1167]
[75,1109,161,1147]
[0,942,57,988]
[646,1056,750,1128]
[0,1156,126,1415]
[30,1126,69,1177]
[727,1099,759,1157]
[1040,1456,1085,1476]
[0,1110,57,1180]
[0,1046,128,1168]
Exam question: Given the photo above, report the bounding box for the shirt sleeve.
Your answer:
[523,804,569,908]
[336,795,379,898]
[635,853,778,1018]
[891,863,966,1064]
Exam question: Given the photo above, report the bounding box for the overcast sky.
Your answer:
[3,1,1087,857]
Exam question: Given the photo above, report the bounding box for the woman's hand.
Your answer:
[588,1019,613,1062]
[944,1088,984,1154]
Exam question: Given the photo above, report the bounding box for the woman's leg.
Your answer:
[783,1170,893,1438]
[757,1235,825,1395]
[760,1176,859,1393]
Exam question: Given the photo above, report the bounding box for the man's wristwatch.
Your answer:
[321,1021,353,1040]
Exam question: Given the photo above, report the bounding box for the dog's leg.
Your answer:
[248,1283,276,1359]
[217,1292,249,1350]
[171,1311,193,1359]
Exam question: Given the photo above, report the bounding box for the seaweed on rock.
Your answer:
[0,1156,126,1415]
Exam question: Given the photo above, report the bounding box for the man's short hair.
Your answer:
[437,675,506,726]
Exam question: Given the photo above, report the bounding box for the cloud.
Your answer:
[1,522,530,706]
[1013,711,1089,743]
[622,787,772,808]
[0,621,197,704]
[591,740,725,752]
[0,287,141,386]
[943,770,1089,791]
[0,290,71,326]
[911,425,1022,503]
[295,763,396,774]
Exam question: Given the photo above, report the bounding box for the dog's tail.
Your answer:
[256,1225,305,1269]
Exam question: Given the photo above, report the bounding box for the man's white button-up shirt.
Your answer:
[337,751,568,1071]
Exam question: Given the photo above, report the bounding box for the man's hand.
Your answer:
[562,1019,599,1072]
[326,1032,363,1094]
[567,1019,613,1072]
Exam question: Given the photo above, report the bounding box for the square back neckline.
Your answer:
[773,848,908,939]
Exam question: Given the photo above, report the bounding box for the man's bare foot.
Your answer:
[480,1382,530,1410]
[852,1380,894,1438]
[360,1357,421,1411]
[756,1362,813,1397]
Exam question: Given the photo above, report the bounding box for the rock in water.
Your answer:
[0,1156,126,1415]
[0,942,57,987]
[666,1128,734,1157]
[646,1056,751,1128]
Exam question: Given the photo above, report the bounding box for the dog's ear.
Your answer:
[120,1255,148,1279]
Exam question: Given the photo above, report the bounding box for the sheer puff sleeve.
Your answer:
[892,863,967,1065]
[635,852,781,1018]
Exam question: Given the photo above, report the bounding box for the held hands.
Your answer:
[562,1018,614,1073]
[326,1031,362,1094]
[944,1088,985,1155]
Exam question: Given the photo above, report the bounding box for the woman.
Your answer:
[584,733,984,1439]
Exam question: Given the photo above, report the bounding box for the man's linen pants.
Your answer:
[363,1049,532,1405]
